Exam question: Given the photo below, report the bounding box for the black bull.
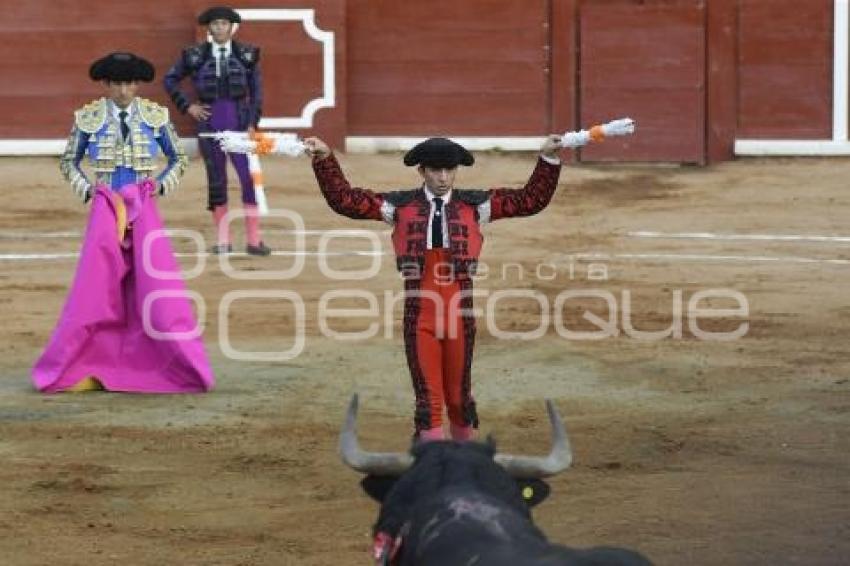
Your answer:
[340,394,653,566]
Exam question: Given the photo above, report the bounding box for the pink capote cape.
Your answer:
[32,182,214,393]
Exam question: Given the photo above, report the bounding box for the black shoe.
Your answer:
[210,243,233,255]
[246,241,272,256]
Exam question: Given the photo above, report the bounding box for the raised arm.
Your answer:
[487,134,562,221]
[306,137,386,221]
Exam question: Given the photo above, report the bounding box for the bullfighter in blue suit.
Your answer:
[61,53,186,199]
[38,52,213,394]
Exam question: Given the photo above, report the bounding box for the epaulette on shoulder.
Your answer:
[234,42,260,66]
[184,43,206,68]
[383,189,421,207]
[138,98,169,129]
[454,189,491,206]
[74,98,107,134]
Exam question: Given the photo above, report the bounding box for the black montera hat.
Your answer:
[198,6,241,24]
[89,52,155,82]
[403,137,474,168]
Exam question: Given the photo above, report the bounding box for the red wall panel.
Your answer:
[737,0,833,139]
[346,0,551,136]
[551,0,580,162]
[1,1,195,138]
[579,1,706,162]
[706,0,738,162]
[0,0,346,145]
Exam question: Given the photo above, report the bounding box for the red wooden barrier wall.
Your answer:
[2,0,346,145]
[737,0,833,139]
[579,1,707,163]
[345,0,550,136]
[0,0,838,163]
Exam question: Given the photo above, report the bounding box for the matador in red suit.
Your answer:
[304,135,564,441]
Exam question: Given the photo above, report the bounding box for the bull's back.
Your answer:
[400,489,653,566]
[400,490,545,565]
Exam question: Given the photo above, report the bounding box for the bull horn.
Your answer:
[494,400,573,479]
[339,393,414,476]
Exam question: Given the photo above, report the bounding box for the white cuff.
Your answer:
[477,199,492,224]
[272,133,306,156]
[561,130,591,148]
[380,200,396,225]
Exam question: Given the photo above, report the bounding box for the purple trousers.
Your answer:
[198,99,255,211]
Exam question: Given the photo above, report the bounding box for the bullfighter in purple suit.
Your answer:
[163,6,271,256]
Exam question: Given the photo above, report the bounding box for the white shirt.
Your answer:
[110,99,134,121]
[212,40,232,76]
[424,186,451,249]
[110,100,135,140]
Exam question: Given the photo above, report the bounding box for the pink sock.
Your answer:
[244,204,261,246]
[418,426,445,442]
[212,205,230,245]
[450,424,474,442]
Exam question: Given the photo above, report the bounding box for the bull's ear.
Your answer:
[514,478,551,508]
[360,475,400,503]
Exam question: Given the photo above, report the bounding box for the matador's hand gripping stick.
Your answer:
[200,131,307,216]
[559,118,636,148]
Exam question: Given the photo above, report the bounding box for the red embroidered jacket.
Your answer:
[312,154,561,279]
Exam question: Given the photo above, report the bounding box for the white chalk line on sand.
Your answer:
[0,253,81,260]
[0,229,391,240]
[5,229,846,244]
[575,252,850,266]
[0,251,387,261]
[2,230,848,265]
[628,231,850,243]
[5,250,848,266]
[0,231,82,239]
[0,229,390,261]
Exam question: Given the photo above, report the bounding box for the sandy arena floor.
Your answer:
[0,152,848,565]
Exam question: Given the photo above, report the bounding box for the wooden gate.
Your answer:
[578,1,707,163]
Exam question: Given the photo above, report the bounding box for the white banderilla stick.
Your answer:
[247,153,269,216]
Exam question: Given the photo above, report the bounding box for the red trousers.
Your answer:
[403,250,478,433]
